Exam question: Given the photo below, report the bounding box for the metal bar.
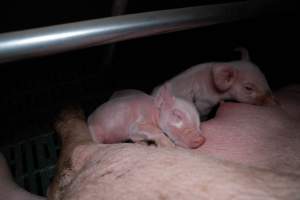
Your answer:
[0,1,278,64]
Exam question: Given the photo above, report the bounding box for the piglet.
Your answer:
[153,48,277,118]
[88,84,205,148]
[0,153,45,200]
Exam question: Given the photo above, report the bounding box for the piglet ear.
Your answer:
[154,82,175,109]
[212,64,237,92]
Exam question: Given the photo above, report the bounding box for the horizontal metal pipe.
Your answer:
[0,1,277,64]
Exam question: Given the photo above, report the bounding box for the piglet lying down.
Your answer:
[153,48,278,119]
[88,84,204,149]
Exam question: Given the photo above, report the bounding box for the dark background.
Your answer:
[0,0,299,146]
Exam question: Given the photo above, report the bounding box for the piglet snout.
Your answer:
[189,136,205,149]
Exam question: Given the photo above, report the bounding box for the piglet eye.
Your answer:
[245,86,253,91]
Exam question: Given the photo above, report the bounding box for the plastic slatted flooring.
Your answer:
[0,133,60,196]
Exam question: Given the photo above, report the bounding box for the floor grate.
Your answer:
[0,132,60,196]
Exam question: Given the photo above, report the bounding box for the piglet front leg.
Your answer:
[130,123,176,147]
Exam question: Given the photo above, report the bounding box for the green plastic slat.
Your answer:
[1,133,59,196]
[40,171,50,196]
[24,142,39,194]
[24,142,35,171]
[47,134,58,162]
[35,137,50,169]
[47,167,56,183]
[14,144,23,180]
